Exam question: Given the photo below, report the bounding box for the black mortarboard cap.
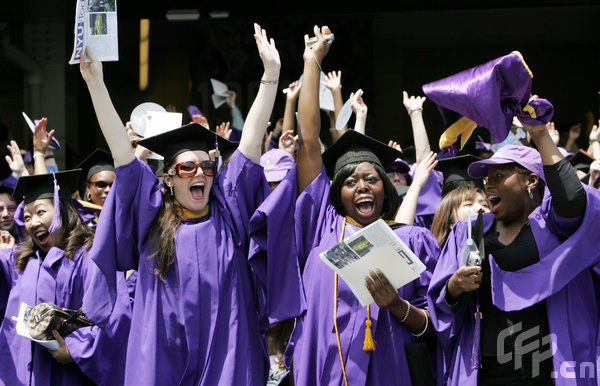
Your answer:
[13,169,81,205]
[435,154,483,185]
[76,148,114,181]
[399,146,416,165]
[137,123,233,165]
[567,149,595,173]
[322,130,403,180]
[220,141,240,161]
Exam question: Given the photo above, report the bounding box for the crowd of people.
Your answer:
[1,22,599,386]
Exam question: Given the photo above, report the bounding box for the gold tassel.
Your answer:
[363,305,376,351]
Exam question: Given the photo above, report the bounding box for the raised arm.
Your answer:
[402,91,430,163]
[322,71,345,142]
[32,117,53,175]
[80,47,135,167]
[282,80,300,136]
[297,25,333,193]
[394,151,438,224]
[349,89,367,135]
[237,23,281,163]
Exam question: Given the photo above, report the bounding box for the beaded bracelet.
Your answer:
[260,79,279,85]
[399,299,411,323]
[33,152,46,159]
[408,107,423,115]
[411,308,429,337]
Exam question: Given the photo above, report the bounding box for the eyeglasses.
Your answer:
[168,160,216,178]
[386,170,406,178]
[89,181,113,189]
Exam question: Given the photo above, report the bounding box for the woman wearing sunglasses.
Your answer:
[79,24,302,385]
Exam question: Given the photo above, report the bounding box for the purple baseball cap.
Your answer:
[467,144,545,182]
[260,149,295,183]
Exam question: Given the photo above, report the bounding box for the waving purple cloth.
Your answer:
[422,51,554,151]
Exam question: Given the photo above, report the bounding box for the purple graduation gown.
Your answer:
[86,150,276,385]
[427,186,600,386]
[0,246,130,385]
[287,167,441,385]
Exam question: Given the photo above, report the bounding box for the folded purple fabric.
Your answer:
[422,51,554,149]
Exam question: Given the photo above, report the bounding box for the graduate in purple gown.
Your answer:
[80,24,302,385]
[0,170,130,385]
[427,116,600,385]
[265,25,441,385]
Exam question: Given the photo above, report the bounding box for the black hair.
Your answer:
[442,179,484,197]
[330,161,400,221]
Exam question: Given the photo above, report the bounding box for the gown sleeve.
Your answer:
[83,158,161,326]
[294,166,332,270]
[489,185,600,311]
[66,257,132,385]
[249,167,306,325]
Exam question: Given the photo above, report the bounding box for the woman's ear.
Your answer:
[525,173,540,191]
[163,174,172,187]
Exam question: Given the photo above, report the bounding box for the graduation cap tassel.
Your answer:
[214,132,223,173]
[48,172,62,234]
[363,305,376,351]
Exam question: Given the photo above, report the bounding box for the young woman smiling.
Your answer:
[80,24,303,385]
[0,171,130,385]
[428,119,600,385]
[251,26,442,385]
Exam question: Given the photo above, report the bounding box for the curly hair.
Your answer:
[15,198,94,272]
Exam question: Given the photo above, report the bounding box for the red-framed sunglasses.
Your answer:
[167,160,216,178]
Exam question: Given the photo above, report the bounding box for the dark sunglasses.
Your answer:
[168,160,216,178]
[89,180,113,189]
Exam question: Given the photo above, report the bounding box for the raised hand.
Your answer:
[278,129,297,158]
[253,23,281,78]
[191,114,210,130]
[286,80,301,101]
[303,25,333,65]
[5,140,29,176]
[0,231,15,250]
[322,71,342,92]
[546,122,560,145]
[387,140,402,152]
[410,151,438,190]
[216,121,233,140]
[402,91,426,114]
[32,117,54,156]
[79,46,104,88]
[225,91,237,108]
[349,89,367,116]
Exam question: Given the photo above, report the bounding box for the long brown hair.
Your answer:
[15,198,94,272]
[430,186,487,247]
[148,185,181,282]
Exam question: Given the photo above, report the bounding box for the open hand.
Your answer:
[253,23,280,77]
[5,140,29,176]
[33,117,54,155]
[322,71,341,92]
[216,121,232,140]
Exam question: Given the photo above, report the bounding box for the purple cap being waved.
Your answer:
[260,149,295,183]
[467,144,545,182]
[422,51,554,152]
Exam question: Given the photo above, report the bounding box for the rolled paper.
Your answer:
[423,51,554,150]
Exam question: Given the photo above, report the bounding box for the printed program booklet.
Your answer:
[319,219,427,306]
